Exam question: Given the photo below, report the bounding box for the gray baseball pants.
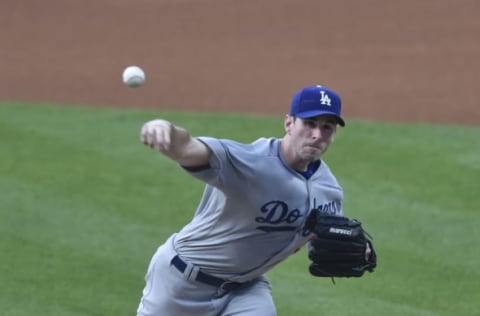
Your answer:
[136,235,276,316]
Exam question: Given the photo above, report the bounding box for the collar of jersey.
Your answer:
[297,160,320,179]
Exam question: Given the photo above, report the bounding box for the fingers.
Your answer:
[140,119,173,152]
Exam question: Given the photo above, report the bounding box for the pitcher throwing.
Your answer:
[136,85,376,316]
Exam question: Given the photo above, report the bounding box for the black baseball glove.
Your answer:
[304,209,377,279]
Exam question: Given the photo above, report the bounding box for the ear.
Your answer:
[331,127,336,143]
[284,115,294,134]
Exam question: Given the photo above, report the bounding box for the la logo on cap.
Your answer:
[320,90,332,106]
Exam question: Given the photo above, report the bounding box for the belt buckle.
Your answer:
[219,280,235,291]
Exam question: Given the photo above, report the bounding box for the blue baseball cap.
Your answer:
[290,85,345,127]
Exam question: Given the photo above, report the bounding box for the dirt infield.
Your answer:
[1,0,479,125]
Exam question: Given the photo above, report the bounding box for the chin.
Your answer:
[302,152,321,161]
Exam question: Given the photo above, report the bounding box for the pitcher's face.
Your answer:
[285,115,337,162]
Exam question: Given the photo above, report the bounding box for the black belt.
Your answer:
[171,255,243,291]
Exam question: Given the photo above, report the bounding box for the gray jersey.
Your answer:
[174,137,343,282]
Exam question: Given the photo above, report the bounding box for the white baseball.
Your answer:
[122,66,145,88]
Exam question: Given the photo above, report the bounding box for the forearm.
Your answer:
[140,119,210,167]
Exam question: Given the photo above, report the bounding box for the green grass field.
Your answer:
[1,102,479,316]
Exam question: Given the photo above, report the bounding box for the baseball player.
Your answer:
[136,85,349,316]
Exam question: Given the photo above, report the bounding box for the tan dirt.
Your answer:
[1,0,479,125]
